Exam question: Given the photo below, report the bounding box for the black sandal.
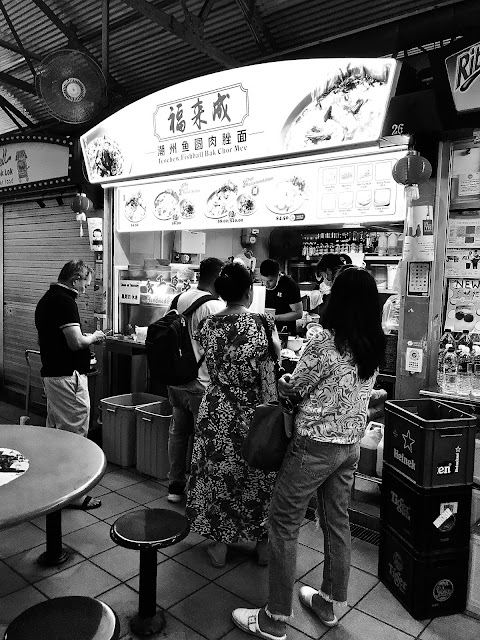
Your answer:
[65,495,102,510]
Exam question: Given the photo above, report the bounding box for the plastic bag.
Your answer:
[382,293,400,334]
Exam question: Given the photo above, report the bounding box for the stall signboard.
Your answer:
[444,278,480,332]
[81,59,400,185]
[445,40,480,113]
[0,135,72,194]
[115,149,406,232]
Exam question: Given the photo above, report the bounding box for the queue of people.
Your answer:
[35,253,386,638]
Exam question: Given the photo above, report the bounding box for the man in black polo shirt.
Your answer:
[260,259,303,335]
[35,260,105,509]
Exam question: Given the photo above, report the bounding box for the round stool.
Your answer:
[110,508,190,636]
[4,596,119,640]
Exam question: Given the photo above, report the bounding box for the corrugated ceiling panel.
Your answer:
[0,0,469,135]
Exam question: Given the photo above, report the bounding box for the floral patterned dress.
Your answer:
[185,312,277,544]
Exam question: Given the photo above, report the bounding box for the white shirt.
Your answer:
[174,289,225,386]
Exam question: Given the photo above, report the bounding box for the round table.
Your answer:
[0,425,106,564]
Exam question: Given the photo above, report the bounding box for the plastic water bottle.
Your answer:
[437,348,445,391]
[472,343,480,398]
[442,345,457,395]
[437,330,457,392]
[456,345,471,396]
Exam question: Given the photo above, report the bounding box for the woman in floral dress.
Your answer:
[186,261,280,568]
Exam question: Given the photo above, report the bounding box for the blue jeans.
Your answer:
[167,380,205,486]
[267,434,360,619]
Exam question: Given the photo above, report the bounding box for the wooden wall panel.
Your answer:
[3,199,97,398]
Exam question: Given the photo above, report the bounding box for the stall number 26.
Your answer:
[391,123,405,135]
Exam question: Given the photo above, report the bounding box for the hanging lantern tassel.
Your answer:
[392,150,432,205]
[76,212,86,236]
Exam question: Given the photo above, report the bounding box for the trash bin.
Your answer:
[100,393,164,467]
[135,399,172,479]
[384,399,477,488]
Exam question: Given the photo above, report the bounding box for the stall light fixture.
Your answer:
[392,149,432,204]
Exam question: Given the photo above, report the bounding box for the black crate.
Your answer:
[384,399,476,488]
[378,526,469,620]
[381,464,472,552]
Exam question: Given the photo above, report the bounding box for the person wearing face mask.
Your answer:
[186,261,280,569]
[260,259,303,335]
[35,260,106,510]
[315,254,345,322]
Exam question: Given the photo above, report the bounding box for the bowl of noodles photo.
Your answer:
[282,62,391,151]
[86,136,125,179]
[265,176,307,214]
[206,181,238,219]
[153,190,179,220]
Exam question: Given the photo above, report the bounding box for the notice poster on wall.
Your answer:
[447,216,480,247]
[403,205,435,262]
[445,248,480,278]
[444,278,480,332]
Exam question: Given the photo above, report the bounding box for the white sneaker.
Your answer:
[167,493,183,503]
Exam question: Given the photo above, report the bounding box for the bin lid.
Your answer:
[100,393,165,409]
[135,400,172,417]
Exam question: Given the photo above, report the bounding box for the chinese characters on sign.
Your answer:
[153,84,249,166]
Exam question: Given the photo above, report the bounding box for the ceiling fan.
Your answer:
[35,49,107,124]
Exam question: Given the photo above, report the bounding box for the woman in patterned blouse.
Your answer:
[232,266,386,639]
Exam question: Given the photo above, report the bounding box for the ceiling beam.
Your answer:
[198,0,217,24]
[0,71,36,95]
[0,102,25,130]
[0,94,34,127]
[29,0,127,98]
[234,0,275,53]
[0,0,37,78]
[120,0,239,68]
[0,37,42,62]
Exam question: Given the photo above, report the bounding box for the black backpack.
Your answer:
[145,293,216,386]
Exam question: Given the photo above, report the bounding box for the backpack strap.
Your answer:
[182,293,217,369]
[182,293,217,317]
[169,294,181,311]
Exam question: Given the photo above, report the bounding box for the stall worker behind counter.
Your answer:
[260,259,303,336]
[315,254,345,323]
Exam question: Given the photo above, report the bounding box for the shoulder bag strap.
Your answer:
[259,314,278,363]
[183,293,217,369]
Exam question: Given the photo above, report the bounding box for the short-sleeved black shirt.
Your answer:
[35,283,90,376]
[265,274,301,335]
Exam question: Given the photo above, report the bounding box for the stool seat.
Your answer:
[4,596,119,640]
[110,508,190,550]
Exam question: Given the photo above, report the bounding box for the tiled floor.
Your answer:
[1,402,479,639]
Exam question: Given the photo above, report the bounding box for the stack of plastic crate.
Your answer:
[379,398,477,620]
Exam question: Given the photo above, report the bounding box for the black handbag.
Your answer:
[242,401,291,472]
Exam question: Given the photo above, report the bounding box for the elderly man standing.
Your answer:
[35,259,106,509]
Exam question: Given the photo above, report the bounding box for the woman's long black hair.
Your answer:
[321,266,386,380]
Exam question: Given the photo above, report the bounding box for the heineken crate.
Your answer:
[384,399,476,489]
[378,525,469,620]
[381,464,472,552]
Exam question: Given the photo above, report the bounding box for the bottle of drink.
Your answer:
[471,343,480,398]
[456,345,472,396]
[457,329,472,352]
[437,330,456,391]
[437,347,445,392]
[442,345,457,395]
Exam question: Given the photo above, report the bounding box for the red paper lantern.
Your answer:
[392,150,432,203]
[71,193,94,214]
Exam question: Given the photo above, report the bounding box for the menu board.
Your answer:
[81,59,399,185]
[318,157,398,220]
[116,149,406,232]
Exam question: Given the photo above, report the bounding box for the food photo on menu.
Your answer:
[282,61,391,150]
[86,135,125,179]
